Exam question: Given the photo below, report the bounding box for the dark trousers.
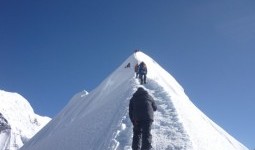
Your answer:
[136,72,139,78]
[139,73,147,84]
[132,121,152,150]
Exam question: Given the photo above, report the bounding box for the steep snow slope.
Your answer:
[21,52,248,150]
[0,90,51,150]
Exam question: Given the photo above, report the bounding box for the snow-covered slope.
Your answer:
[0,90,51,150]
[21,52,248,150]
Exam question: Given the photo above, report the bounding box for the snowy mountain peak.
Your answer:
[0,90,51,150]
[21,51,248,150]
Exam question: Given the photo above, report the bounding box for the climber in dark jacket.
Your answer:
[134,63,139,78]
[129,87,157,150]
[138,62,147,84]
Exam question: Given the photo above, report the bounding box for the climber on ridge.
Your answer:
[138,62,147,84]
[134,63,139,78]
[129,87,157,150]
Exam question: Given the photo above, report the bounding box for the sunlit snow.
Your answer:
[20,52,248,150]
[0,90,51,150]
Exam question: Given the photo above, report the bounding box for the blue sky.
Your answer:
[0,0,254,149]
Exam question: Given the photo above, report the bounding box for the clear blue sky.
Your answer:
[0,0,254,149]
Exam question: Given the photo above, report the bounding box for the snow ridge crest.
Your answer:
[20,51,248,150]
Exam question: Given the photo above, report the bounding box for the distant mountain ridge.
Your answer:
[21,52,248,150]
[0,90,51,150]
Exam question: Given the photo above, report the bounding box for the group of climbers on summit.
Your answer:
[124,50,148,85]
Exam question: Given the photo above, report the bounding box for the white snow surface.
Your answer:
[21,52,248,150]
[0,90,51,150]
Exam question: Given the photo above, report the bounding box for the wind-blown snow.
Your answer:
[21,52,248,150]
[0,90,51,150]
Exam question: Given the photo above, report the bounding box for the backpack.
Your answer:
[139,62,147,74]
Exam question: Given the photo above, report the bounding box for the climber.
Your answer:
[134,49,140,53]
[129,87,157,150]
[138,62,147,84]
[134,63,139,78]
[125,63,131,68]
